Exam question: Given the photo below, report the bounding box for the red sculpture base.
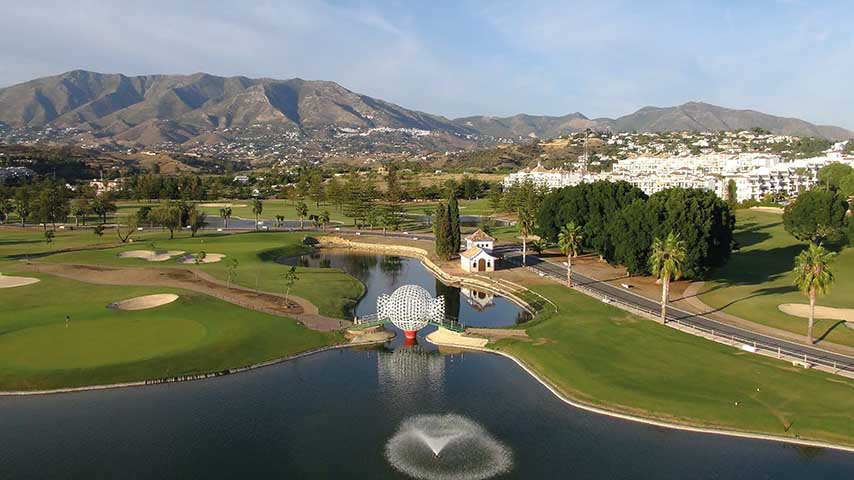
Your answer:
[404,330,417,340]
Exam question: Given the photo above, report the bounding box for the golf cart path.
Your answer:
[20,261,348,331]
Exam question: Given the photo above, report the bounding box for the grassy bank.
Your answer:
[493,283,854,447]
[0,271,336,391]
[699,210,854,346]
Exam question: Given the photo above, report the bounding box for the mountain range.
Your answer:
[0,70,850,147]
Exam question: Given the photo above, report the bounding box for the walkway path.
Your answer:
[20,261,348,331]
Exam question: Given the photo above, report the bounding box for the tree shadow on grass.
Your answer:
[681,285,798,317]
[707,244,805,288]
[814,320,849,345]
[732,221,776,249]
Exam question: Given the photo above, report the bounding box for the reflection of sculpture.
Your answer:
[378,285,444,340]
[460,287,495,311]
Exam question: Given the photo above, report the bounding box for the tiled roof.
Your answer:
[460,246,484,259]
[465,229,495,242]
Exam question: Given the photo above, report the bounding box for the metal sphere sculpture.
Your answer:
[377,285,445,340]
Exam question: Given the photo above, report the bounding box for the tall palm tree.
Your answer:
[251,199,263,230]
[649,232,687,324]
[793,242,836,344]
[295,201,308,229]
[558,222,583,287]
[517,208,535,266]
[219,207,232,229]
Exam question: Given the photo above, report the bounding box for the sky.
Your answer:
[1,0,852,128]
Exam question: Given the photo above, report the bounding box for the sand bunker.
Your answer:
[177,253,226,264]
[197,202,247,208]
[118,250,185,262]
[779,303,854,326]
[109,294,179,311]
[0,274,41,289]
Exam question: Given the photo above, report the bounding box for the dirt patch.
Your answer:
[779,303,854,323]
[118,250,185,262]
[177,253,226,264]
[109,294,179,311]
[0,274,40,289]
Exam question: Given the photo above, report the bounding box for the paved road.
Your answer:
[494,245,854,374]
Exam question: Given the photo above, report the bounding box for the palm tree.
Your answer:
[219,207,232,228]
[517,208,535,266]
[319,210,331,232]
[649,232,687,324]
[295,201,308,229]
[251,199,263,230]
[793,243,836,344]
[557,222,583,287]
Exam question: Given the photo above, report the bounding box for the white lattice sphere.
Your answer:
[377,285,444,333]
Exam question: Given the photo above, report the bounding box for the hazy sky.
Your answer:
[1,0,851,127]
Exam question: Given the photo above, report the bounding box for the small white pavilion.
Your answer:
[460,229,498,273]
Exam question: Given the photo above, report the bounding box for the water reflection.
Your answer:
[279,251,532,328]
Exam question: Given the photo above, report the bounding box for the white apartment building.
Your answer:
[504,153,854,203]
[502,162,593,190]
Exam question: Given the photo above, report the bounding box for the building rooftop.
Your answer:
[465,229,495,242]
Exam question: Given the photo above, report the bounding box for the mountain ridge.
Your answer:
[0,70,849,146]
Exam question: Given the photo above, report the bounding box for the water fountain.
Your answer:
[385,414,512,480]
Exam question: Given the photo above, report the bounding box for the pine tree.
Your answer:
[448,193,460,253]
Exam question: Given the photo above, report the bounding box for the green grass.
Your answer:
[0,271,336,391]
[36,230,365,318]
[699,210,854,346]
[493,283,854,447]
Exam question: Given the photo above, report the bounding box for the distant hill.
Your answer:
[598,102,850,140]
[0,70,850,147]
[454,102,852,141]
[0,70,470,143]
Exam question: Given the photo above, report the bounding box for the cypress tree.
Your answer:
[434,202,451,259]
[448,194,460,253]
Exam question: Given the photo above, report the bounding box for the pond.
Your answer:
[280,250,532,328]
[1,345,853,479]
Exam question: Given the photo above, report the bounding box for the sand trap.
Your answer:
[177,253,226,264]
[779,303,854,323]
[0,274,41,289]
[109,294,179,311]
[426,328,488,348]
[197,202,247,208]
[118,250,185,262]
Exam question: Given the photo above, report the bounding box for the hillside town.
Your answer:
[504,132,854,203]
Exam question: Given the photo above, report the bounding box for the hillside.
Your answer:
[0,70,473,148]
[0,70,850,151]
[453,102,852,141]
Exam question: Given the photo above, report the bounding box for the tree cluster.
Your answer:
[538,182,735,277]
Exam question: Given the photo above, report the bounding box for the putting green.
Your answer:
[0,316,207,370]
[0,271,335,391]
